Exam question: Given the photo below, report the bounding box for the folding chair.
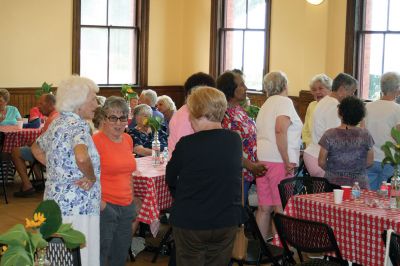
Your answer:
[382,230,400,266]
[45,237,81,266]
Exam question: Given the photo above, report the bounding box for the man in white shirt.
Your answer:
[365,72,400,190]
[304,73,358,177]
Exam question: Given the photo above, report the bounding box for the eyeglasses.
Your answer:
[106,115,128,122]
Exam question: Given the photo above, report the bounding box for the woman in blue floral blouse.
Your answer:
[128,104,168,157]
[32,76,100,266]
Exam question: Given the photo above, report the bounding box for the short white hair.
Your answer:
[133,104,152,118]
[381,72,400,95]
[263,71,288,96]
[56,76,99,112]
[157,95,176,111]
[309,73,332,90]
[141,89,158,107]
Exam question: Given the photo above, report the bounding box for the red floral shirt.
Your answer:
[222,105,257,182]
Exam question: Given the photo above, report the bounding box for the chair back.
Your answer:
[273,213,343,263]
[382,230,400,266]
[46,237,81,266]
[278,176,335,209]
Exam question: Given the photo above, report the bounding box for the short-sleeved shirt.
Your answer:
[41,110,59,133]
[302,100,317,147]
[319,127,374,176]
[36,112,101,216]
[0,105,21,125]
[256,95,303,165]
[29,107,46,121]
[365,100,400,162]
[93,131,136,206]
[222,105,257,182]
[128,127,168,157]
[168,105,194,155]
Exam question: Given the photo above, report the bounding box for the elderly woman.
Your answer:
[302,74,332,147]
[31,76,100,266]
[216,71,266,203]
[166,86,243,266]
[256,71,303,240]
[128,104,167,157]
[366,72,400,190]
[319,96,374,189]
[156,95,176,134]
[0,89,21,125]
[92,96,136,266]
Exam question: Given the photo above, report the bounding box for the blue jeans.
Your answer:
[100,201,136,266]
[367,161,394,191]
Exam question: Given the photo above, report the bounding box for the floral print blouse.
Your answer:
[222,105,258,182]
[36,112,101,216]
[128,128,168,158]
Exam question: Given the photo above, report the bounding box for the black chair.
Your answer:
[382,230,400,266]
[230,206,289,266]
[45,237,81,266]
[278,176,337,209]
[273,213,347,265]
[0,132,15,204]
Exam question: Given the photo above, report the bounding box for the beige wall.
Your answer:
[0,0,346,95]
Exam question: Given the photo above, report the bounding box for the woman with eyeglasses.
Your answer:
[128,104,168,157]
[92,96,137,266]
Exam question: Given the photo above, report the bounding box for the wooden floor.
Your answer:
[0,182,169,266]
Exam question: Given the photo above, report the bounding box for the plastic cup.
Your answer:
[386,183,392,197]
[333,189,344,204]
[341,186,351,200]
[17,120,23,130]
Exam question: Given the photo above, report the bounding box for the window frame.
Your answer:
[72,0,149,87]
[210,0,271,92]
[344,0,400,99]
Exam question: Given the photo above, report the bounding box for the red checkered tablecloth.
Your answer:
[279,191,400,266]
[133,156,173,236]
[0,126,42,153]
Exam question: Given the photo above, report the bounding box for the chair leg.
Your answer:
[1,162,8,204]
[151,227,173,263]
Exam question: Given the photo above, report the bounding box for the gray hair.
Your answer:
[102,96,129,116]
[263,71,288,96]
[141,89,158,107]
[381,72,400,95]
[332,73,358,92]
[56,75,99,112]
[133,104,152,118]
[157,95,176,111]
[0,89,10,103]
[309,74,332,90]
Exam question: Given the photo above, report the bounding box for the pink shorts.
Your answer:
[256,161,292,206]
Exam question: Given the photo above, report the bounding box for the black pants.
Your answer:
[172,226,236,266]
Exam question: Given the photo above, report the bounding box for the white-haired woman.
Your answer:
[256,71,303,240]
[156,95,176,134]
[302,74,332,147]
[32,76,100,266]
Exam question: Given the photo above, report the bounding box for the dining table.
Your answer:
[0,125,42,153]
[277,190,400,266]
[132,156,173,237]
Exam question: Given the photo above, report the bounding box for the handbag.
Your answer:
[231,174,248,260]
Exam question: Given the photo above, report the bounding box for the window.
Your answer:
[210,0,271,91]
[346,0,400,99]
[72,0,148,86]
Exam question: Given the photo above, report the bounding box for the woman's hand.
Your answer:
[75,176,96,191]
[284,162,296,175]
[250,161,267,177]
[100,200,107,211]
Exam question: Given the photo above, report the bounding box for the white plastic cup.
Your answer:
[17,120,23,130]
[333,189,344,204]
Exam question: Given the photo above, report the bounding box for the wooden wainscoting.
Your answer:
[4,86,185,116]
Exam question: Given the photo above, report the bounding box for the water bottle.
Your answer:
[390,176,400,209]
[163,148,169,164]
[152,132,161,166]
[351,182,361,201]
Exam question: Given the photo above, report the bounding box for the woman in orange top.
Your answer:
[92,96,137,266]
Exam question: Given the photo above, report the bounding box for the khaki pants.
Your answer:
[172,226,237,266]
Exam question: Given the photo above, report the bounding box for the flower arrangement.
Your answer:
[143,116,163,132]
[35,82,53,99]
[381,127,400,173]
[0,200,85,265]
[121,84,138,101]
[240,100,260,120]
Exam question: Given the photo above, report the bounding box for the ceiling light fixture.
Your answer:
[306,0,324,5]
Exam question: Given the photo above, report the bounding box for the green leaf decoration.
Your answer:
[0,224,28,247]
[121,84,137,100]
[392,127,400,144]
[57,223,73,233]
[0,245,32,266]
[244,105,260,119]
[29,232,47,250]
[146,116,163,132]
[34,82,53,99]
[382,127,400,167]
[34,200,62,239]
[54,228,86,249]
